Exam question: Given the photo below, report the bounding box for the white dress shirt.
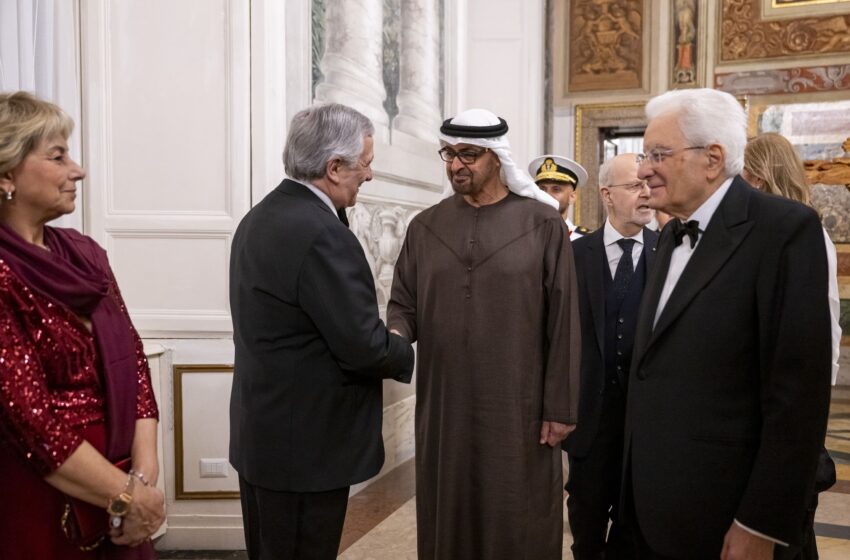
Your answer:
[301,179,340,220]
[653,177,733,328]
[566,217,584,241]
[603,219,644,279]
[824,228,842,385]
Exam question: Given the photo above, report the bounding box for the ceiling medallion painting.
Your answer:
[720,0,850,62]
[568,0,644,92]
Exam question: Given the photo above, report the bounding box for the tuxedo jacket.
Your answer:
[229,179,414,492]
[563,226,658,458]
[624,177,832,557]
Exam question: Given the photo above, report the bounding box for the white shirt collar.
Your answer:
[298,178,338,219]
[603,218,644,247]
[685,177,734,230]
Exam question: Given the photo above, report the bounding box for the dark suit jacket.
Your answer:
[564,226,658,458]
[229,179,415,492]
[624,177,832,557]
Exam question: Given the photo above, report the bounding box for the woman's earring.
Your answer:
[5,191,13,201]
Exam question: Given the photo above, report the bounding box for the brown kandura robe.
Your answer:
[387,192,581,560]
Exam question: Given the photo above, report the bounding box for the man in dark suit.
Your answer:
[624,88,831,560]
[564,153,657,559]
[229,103,415,560]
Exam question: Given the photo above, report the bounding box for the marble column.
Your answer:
[315,0,389,137]
[392,0,442,142]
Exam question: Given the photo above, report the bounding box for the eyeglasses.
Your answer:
[635,146,705,166]
[438,147,489,164]
[605,180,648,193]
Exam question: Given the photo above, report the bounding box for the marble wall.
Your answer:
[755,100,850,243]
[312,0,444,142]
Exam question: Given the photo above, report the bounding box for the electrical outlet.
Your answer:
[199,458,229,478]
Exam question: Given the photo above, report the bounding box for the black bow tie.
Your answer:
[669,219,700,248]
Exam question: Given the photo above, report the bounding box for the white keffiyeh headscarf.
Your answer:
[439,108,559,211]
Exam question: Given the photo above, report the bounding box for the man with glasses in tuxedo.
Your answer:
[622,88,831,560]
[387,108,582,560]
[563,153,657,559]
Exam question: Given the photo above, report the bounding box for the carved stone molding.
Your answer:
[574,102,647,229]
[720,0,850,63]
[715,64,850,94]
[568,0,644,92]
[348,201,422,307]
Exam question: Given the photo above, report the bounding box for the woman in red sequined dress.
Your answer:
[0,91,165,559]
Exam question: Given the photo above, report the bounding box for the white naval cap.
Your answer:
[527,155,588,189]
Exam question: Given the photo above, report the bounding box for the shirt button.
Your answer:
[467,267,472,272]
[465,294,471,299]
[617,334,623,340]
[617,351,622,356]
[618,318,624,324]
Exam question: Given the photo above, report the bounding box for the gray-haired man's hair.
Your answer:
[645,88,746,177]
[598,158,616,188]
[283,103,374,181]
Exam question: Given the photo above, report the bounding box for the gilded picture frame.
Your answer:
[173,364,240,500]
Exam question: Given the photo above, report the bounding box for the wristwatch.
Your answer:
[106,474,135,517]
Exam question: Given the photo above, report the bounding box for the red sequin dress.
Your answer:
[0,258,158,558]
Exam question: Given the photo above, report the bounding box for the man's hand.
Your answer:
[539,421,576,447]
[720,522,774,560]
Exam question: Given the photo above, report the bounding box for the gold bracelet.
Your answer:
[106,474,135,516]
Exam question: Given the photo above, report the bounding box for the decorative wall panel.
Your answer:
[672,0,699,87]
[567,0,644,92]
[573,102,647,229]
[773,0,848,6]
[349,201,421,309]
[720,0,850,63]
[751,99,850,244]
[313,0,443,141]
[106,234,231,332]
[173,365,239,499]
[716,64,850,94]
[81,0,250,336]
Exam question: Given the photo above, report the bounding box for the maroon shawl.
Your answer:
[0,224,137,462]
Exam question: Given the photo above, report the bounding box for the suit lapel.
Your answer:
[642,227,658,272]
[632,224,674,367]
[646,178,755,349]
[585,229,607,357]
[337,208,350,228]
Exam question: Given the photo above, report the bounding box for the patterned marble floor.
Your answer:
[336,386,850,559]
[157,386,850,559]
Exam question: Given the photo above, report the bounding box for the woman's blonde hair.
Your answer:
[0,91,74,176]
[743,132,810,207]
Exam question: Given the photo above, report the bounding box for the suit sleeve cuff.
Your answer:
[734,519,788,547]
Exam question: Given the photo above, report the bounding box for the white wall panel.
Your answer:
[462,0,544,167]
[80,0,250,336]
[107,3,230,214]
[179,370,239,494]
[107,234,230,313]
